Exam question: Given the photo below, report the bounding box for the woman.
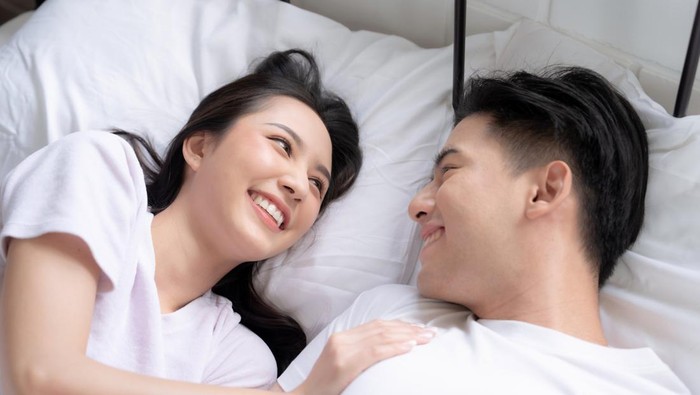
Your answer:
[0,49,434,395]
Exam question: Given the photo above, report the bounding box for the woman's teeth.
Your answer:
[251,192,285,228]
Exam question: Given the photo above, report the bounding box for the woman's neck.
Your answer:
[150,201,238,314]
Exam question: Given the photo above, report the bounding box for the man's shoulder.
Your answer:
[352,284,468,321]
[357,284,421,303]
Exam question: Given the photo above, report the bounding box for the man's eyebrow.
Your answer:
[266,122,331,182]
[433,147,459,169]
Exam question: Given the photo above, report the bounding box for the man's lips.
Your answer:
[420,224,444,242]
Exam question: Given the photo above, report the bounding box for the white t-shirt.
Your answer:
[279,284,690,394]
[0,131,276,388]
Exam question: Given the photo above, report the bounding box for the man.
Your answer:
[276,67,690,393]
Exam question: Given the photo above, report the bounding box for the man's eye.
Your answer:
[271,137,292,156]
[440,166,455,174]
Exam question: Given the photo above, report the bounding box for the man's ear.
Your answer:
[525,160,573,219]
[182,132,208,172]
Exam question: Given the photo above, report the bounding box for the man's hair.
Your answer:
[455,66,648,287]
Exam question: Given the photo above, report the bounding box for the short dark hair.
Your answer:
[455,66,648,287]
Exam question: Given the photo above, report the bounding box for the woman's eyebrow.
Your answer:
[266,122,304,149]
[266,122,331,182]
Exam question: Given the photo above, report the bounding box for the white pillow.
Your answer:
[0,0,506,339]
[495,19,700,393]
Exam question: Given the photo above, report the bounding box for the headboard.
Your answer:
[292,0,700,117]
[452,0,700,117]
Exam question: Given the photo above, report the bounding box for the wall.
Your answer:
[2,0,697,115]
[0,0,32,24]
[292,0,700,116]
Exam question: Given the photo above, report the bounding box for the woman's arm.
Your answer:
[1,234,431,395]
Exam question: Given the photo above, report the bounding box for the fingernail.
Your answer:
[404,339,418,348]
[424,327,439,336]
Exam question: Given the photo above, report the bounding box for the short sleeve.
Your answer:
[0,131,148,291]
[160,291,277,387]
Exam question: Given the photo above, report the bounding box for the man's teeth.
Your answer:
[252,193,285,228]
[424,228,443,244]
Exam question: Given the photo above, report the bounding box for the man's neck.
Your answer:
[473,253,607,345]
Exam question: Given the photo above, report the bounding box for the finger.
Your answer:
[363,338,421,361]
[336,320,429,339]
[339,337,422,376]
[297,321,437,394]
[332,319,437,345]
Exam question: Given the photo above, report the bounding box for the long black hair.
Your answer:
[115,49,362,374]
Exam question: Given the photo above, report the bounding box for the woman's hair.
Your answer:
[455,66,648,288]
[115,49,362,374]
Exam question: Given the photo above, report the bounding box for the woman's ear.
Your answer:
[525,160,573,219]
[182,132,208,171]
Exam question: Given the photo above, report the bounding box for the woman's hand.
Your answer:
[291,319,436,395]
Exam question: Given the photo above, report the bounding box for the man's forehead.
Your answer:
[445,114,491,146]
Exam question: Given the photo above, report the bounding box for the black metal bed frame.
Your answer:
[674,1,700,117]
[452,0,700,117]
[450,0,700,117]
[32,0,700,117]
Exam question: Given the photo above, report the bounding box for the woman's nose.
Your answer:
[280,169,309,201]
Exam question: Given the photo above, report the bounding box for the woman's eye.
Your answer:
[309,177,325,194]
[271,137,292,156]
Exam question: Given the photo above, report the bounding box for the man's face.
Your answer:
[408,114,531,309]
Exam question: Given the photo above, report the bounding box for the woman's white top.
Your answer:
[0,131,276,388]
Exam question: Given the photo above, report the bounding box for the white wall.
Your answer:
[292,0,700,116]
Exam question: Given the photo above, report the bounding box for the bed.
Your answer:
[0,0,698,392]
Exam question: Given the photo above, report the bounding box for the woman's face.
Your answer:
[184,96,332,263]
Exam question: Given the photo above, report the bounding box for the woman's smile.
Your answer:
[249,190,288,231]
